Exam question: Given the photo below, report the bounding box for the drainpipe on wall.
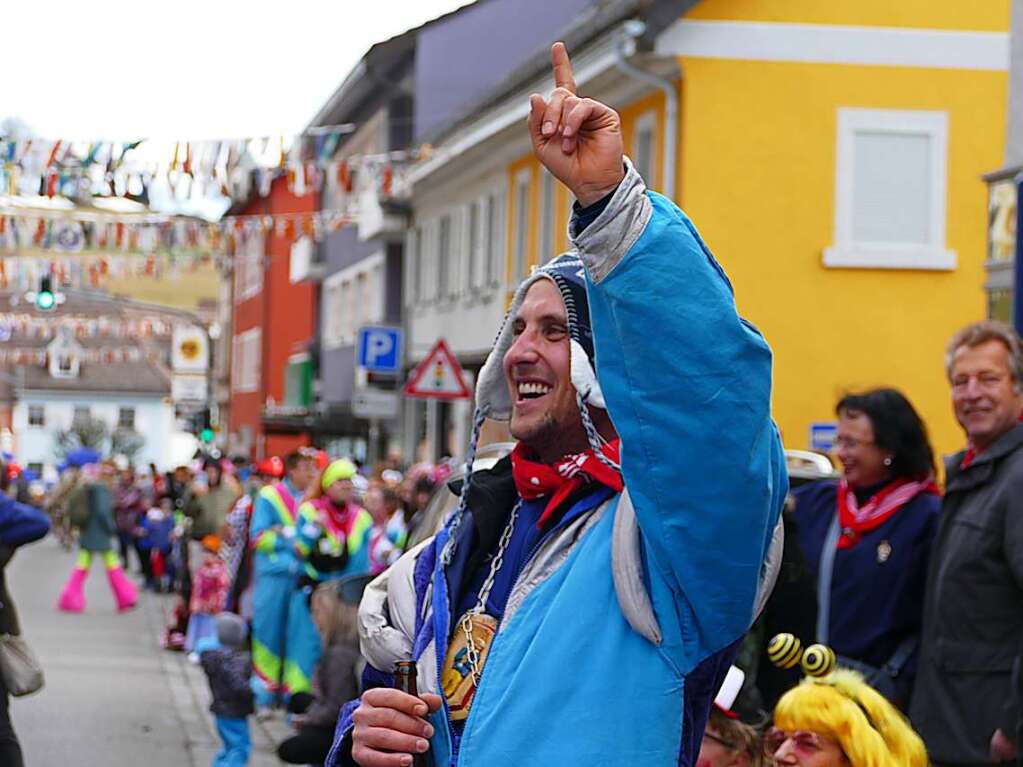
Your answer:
[1014,172,1023,336]
[614,20,678,201]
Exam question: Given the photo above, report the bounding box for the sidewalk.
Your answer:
[8,537,292,766]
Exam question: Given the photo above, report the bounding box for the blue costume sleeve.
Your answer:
[0,495,51,547]
[572,161,787,660]
[249,493,291,555]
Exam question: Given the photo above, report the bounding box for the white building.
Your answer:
[11,331,177,476]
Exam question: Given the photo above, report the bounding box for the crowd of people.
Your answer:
[39,445,450,766]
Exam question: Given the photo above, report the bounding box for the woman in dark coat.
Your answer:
[791,389,940,707]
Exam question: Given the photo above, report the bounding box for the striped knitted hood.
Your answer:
[474,252,605,422]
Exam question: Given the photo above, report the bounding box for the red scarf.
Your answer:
[312,496,361,539]
[511,440,623,528]
[835,477,941,549]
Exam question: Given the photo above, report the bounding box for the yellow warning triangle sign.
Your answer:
[403,338,472,400]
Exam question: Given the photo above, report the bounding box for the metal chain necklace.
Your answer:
[441,500,521,721]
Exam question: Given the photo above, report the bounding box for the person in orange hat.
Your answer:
[185,534,230,661]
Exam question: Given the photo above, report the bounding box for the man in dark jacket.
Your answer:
[0,457,51,767]
[911,320,1023,765]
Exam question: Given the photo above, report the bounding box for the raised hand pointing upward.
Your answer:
[528,42,626,207]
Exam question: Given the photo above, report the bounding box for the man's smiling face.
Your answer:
[503,278,586,462]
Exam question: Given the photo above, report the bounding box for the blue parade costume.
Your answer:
[328,161,786,766]
[249,479,321,704]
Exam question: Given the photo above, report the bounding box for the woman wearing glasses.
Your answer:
[791,389,940,706]
[767,668,927,766]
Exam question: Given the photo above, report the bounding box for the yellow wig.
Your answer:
[773,669,928,767]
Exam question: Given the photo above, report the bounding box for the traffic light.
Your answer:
[198,408,214,443]
[36,276,55,311]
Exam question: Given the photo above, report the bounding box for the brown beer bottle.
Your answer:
[394,660,429,767]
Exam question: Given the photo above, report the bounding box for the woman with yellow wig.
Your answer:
[768,668,928,767]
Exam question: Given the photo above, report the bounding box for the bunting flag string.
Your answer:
[0,207,356,262]
[0,346,162,366]
[0,312,175,340]
[0,253,214,292]
[0,125,426,204]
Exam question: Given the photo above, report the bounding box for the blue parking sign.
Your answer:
[357,326,402,373]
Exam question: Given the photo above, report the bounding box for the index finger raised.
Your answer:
[551,42,576,94]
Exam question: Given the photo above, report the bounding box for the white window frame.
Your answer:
[486,188,506,289]
[27,404,45,428]
[420,220,438,304]
[407,226,423,307]
[231,328,261,393]
[824,108,955,271]
[117,406,136,431]
[234,230,265,302]
[512,169,531,282]
[323,252,386,347]
[437,214,453,301]
[466,199,482,293]
[322,270,346,350]
[633,110,658,186]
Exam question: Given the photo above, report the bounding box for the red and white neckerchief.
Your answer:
[835,477,941,549]
[511,439,623,529]
[314,497,362,541]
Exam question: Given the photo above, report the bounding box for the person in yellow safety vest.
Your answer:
[249,449,317,707]
[295,459,375,584]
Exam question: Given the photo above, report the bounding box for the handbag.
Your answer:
[0,634,45,697]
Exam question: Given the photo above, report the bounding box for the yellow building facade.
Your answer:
[506,0,1010,460]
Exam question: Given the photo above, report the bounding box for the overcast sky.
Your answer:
[4,0,471,142]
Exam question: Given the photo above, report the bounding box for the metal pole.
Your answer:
[615,23,678,201]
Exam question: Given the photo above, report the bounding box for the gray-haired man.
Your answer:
[911,320,1023,765]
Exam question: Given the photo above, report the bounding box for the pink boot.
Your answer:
[106,566,138,612]
[58,567,88,612]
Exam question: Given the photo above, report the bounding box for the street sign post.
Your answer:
[352,388,400,420]
[404,339,471,400]
[357,326,403,374]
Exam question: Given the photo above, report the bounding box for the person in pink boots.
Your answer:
[57,461,137,613]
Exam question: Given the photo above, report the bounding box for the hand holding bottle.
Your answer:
[350,687,442,767]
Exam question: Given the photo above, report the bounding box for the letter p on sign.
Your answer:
[357,326,402,374]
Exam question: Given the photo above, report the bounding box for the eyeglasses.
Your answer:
[702,731,737,751]
[833,436,876,451]
[764,729,828,757]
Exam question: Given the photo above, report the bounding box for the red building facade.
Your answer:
[228,175,317,459]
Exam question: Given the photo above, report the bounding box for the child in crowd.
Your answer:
[186,535,230,659]
[277,577,367,766]
[138,496,176,592]
[200,613,254,767]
